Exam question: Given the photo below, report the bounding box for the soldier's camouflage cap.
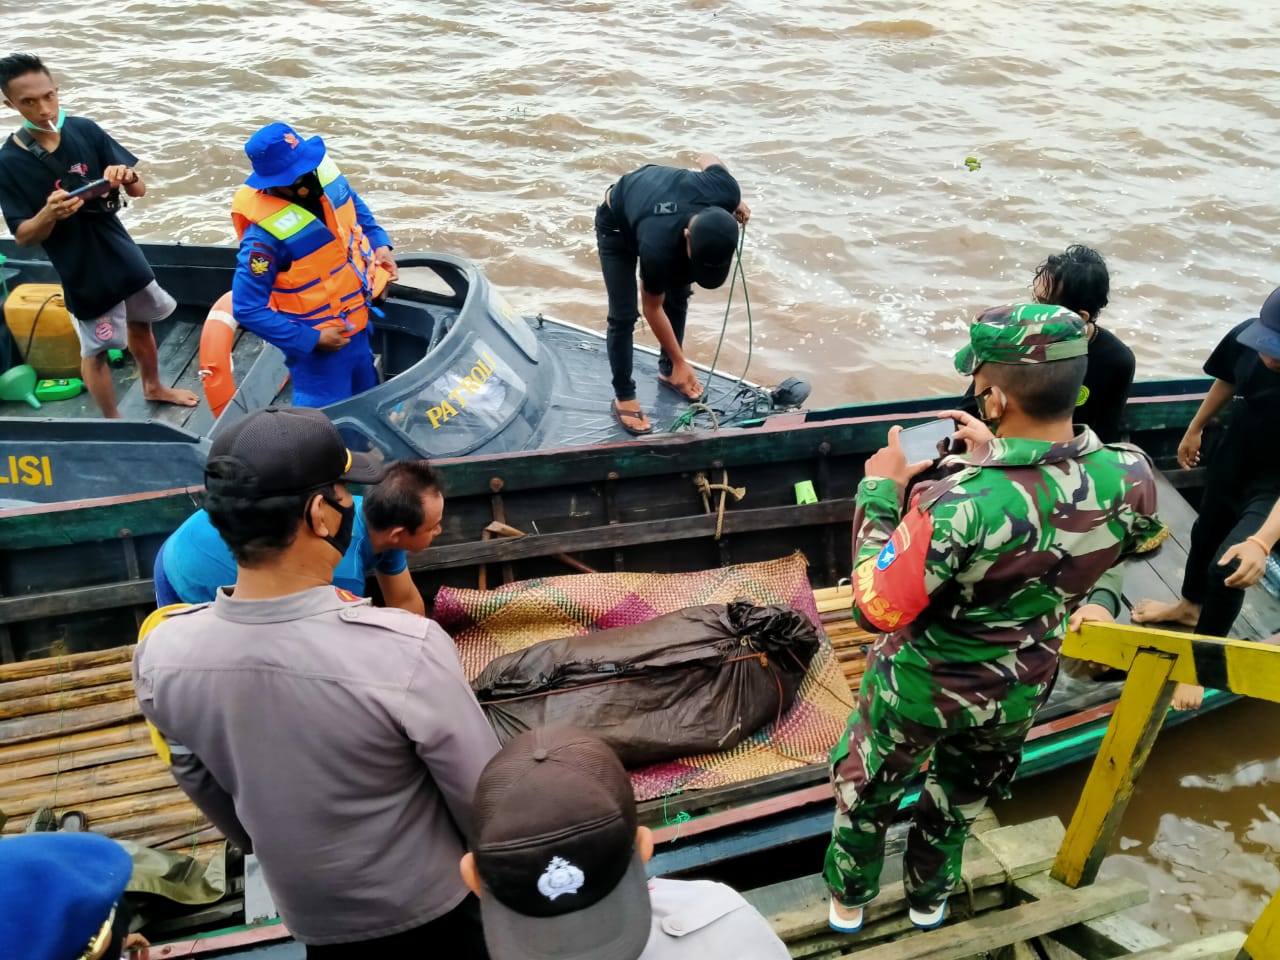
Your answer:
[954,303,1088,376]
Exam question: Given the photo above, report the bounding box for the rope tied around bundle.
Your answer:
[694,469,745,540]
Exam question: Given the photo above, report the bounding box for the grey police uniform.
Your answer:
[639,879,790,959]
[132,586,501,946]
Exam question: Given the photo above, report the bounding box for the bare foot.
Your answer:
[658,373,704,402]
[143,384,199,407]
[1131,597,1200,627]
[1171,683,1205,711]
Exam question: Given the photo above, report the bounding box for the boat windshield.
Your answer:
[381,338,526,456]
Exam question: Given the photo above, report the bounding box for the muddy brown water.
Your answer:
[6,0,1280,934]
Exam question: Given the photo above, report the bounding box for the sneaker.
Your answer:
[908,900,947,929]
[828,898,864,933]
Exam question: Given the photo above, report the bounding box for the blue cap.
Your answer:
[0,833,134,960]
[1236,287,1280,359]
[244,122,327,189]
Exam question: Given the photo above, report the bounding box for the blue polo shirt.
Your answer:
[156,496,406,603]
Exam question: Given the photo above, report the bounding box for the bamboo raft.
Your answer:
[0,584,871,868]
[0,645,221,861]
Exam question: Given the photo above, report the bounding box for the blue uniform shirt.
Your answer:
[159,496,406,603]
[231,186,391,361]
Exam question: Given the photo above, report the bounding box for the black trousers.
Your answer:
[595,201,692,401]
[304,894,488,959]
[1181,469,1279,637]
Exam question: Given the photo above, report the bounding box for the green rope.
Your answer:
[669,222,753,432]
[661,790,693,841]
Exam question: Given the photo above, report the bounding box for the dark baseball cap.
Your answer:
[1235,287,1280,359]
[688,207,739,289]
[204,407,386,497]
[470,726,652,960]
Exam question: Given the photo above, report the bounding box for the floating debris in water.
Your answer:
[964,156,982,172]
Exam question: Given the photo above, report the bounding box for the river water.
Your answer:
[6,0,1280,939]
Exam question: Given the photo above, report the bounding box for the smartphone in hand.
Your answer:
[65,178,111,201]
[897,419,956,463]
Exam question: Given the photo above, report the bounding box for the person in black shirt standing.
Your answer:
[595,154,749,435]
[1031,245,1134,443]
[0,53,197,418]
[1132,286,1280,708]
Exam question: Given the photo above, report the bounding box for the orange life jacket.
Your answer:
[230,156,390,334]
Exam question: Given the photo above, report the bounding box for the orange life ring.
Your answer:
[198,291,237,416]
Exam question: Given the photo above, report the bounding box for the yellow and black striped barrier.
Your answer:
[1054,621,1280,959]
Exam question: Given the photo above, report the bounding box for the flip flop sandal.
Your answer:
[611,400,653,436]
[24,806,57,833]
[657,376,706,404]
[59,810,88,832]
[828,899,864,933]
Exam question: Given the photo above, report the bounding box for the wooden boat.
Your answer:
[2,376,1279,946]
[0,240,799,508]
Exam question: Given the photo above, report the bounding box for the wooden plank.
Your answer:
[1052,649,1177,888]
[1063,622,1280,705]
[1152,471,1201,536]
[0,580,155,626]
[756,815,1059,945]
[409,500,857,572]
[0,503,852,627]
[835,876,1146,960]
[0,698,140,745]
[1242,887,1280,960]
[0,721,146,766]
[0,645,132,682]
[1021,874,1169,957]
[0,485,203,552]
[1123,931,1245,959]
[977,818,1066,880]
[0,735,155,784]
[0,660,133,702]
[0,679,136,721]
[791,890,1008,959]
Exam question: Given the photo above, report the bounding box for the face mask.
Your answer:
[320,494,356,556]
[23,107,64,132]
[289,171,322,200]
[974,386,1002,432]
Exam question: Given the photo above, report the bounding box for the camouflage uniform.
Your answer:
[825,304,1166,911]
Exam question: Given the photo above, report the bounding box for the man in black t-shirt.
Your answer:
[0,54,197,418]
[595,154,749,435]
[1132,285,1280,708]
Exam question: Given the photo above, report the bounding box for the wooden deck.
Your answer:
[750,813,1244,959]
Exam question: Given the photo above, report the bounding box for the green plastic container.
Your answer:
[35,377,84,401]
[0,364,41,409]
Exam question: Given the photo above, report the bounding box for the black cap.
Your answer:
[204,407,386,497]
[471,726,652,960]
[1236,287,1280,359]
[688,207,739,289]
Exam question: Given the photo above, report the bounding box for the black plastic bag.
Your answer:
[471,600,820,767]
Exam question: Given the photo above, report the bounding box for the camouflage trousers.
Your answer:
[824,687,1034,910]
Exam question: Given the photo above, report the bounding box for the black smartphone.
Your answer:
[65,178,111,200]
[897,418,956,463]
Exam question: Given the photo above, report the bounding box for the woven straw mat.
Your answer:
[434,551,852,802]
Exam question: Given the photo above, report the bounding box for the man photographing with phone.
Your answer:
[825,303,1164,935]
[0,52,198,418]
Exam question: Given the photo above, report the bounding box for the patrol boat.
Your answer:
[0,240,804,507]
[2,376,1279,948]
